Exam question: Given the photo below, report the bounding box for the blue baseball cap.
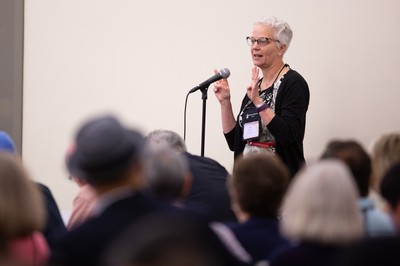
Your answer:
[0,131,16,153]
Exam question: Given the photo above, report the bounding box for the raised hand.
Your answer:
[213,69,231,104]
[246,66,263,106]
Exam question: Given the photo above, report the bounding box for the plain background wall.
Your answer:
[23,0,400,211]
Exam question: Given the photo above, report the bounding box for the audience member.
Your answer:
[380,163,400,232]
[225,153,290,264]
[269,160,364,266]
[320,140,395,236]
[333,236,400,266]
[0,131,66,248]
[0,152,49,266]
[104,210,249,266]
[64,143,97,230]
[146,129,236,222]
[369,132,400,210]
[370,132,400,190]
[142,146,192,205]
[144,134,251,265]
[50,115,167,266]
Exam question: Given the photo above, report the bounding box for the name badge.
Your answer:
[242,106,261,141]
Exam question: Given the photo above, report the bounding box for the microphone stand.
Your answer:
[199,85,209,157]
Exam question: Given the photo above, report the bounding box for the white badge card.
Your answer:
[243,121,260,141]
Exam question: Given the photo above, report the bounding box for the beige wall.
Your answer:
[23,0,400,210]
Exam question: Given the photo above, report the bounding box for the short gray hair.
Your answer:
[254,16,293,53]
[281,159,363,245]
[146,130,187,153]
[143,147,190,201]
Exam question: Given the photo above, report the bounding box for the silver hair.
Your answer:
[143,147,190,201]
[146,130,187,153]
[254,16,293,53]
[281,159,364,245]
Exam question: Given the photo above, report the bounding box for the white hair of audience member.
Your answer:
[281,159,364,245]
[146,130,187,153]
[143,147,191,202]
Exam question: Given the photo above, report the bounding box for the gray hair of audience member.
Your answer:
[143,147,191,202]
[370,132,400,190]
[281,159,363,245]
[146,130,187,153]
[254,16,293,52]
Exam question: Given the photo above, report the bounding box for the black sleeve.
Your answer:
[223,95,249,156]
[267,76,309,146]
[37,182,67,248]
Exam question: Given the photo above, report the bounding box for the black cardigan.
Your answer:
[224,69,310,177]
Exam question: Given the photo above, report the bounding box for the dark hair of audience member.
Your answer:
[231,153,289,218]
[380,163,400,209]
[321,140,371,197]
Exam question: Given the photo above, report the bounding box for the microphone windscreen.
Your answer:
[220,68,231,79]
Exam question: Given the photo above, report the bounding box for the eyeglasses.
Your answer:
[246,36,280,46]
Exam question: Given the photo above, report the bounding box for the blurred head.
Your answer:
[380,163,400,211]
[370,133,400,190]
[65,142,90,188]
[321,140,371,197]
[0,153,45,243]
[105,211,224,266]
[281,160,363,245]
[143,147,191,202]
[145,130,187,153]
[230,153,289,219]
[66,115,145,189]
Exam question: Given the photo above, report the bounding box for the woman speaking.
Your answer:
[213,16,310,177]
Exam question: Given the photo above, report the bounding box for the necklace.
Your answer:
[258,63,288,93]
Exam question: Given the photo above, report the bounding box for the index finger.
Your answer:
[252,66,259,81]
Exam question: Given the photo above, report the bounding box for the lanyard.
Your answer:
[241,63,288,121]
[257,63,288,94]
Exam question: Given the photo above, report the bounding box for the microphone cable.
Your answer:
[183,91,190,142]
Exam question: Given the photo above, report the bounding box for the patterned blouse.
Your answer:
[241,73,286,156]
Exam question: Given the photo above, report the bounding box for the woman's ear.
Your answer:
[279,44,287,56]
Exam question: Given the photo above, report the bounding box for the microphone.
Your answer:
[189,68,230,93]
